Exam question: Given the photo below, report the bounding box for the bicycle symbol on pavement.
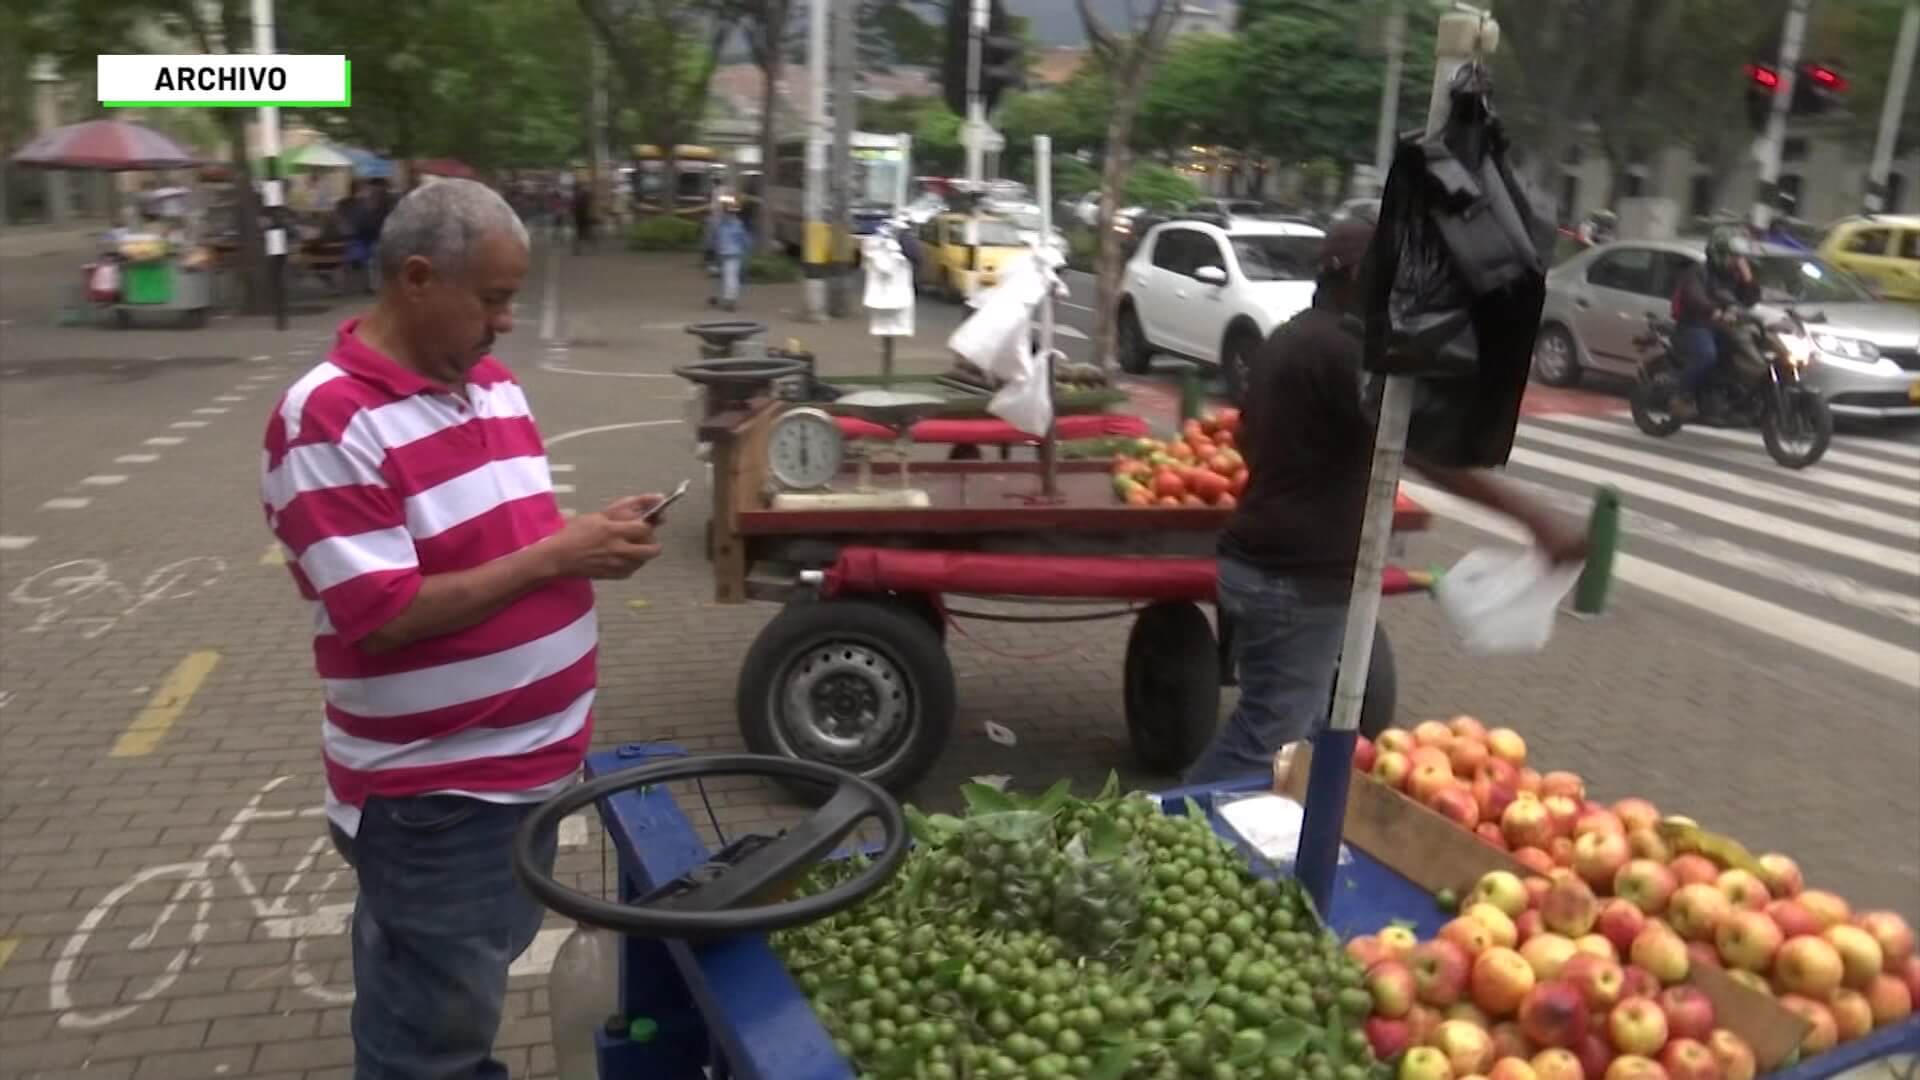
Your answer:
[9,556,227,640]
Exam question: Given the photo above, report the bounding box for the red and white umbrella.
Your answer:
[10,119,201,171]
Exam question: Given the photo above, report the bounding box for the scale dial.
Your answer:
[767,407,845,491]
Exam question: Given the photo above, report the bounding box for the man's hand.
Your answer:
[1527,514,1590,567]
[545,508,660,580]
[602,493,666,524]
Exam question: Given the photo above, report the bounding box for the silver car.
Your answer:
[1535,239,1920,420]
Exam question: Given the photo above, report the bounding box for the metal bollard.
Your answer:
[1573,485,1621,616]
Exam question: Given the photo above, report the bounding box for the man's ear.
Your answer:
[398,255,435,294]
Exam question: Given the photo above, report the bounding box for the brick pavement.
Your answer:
[1,238,1915,1080]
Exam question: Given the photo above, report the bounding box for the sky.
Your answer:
[1004,0,1138,46]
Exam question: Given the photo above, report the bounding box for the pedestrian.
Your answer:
[571,183,594,255]
[709,198,750,311]
[260,178,666,1079]
[1184,220,1588,785]
[353,178,395,294]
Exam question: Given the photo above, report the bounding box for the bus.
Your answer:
[632,144,724,215]
[766,131,910,254]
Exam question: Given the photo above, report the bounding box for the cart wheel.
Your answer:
[738,597,955,799]
[1124,601,1220,774]
[892,592,947,643]
[1327,622,1398,740]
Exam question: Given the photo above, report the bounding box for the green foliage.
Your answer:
[1124,163,1200,211]
[626,215,704,252]
[746,252,801,283]
[1012,155,1101,200]
[1134,33,1249,156]
[1237,0,1434,165]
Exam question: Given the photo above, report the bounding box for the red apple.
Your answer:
[1413,940,1474,1007]
[1377,729,1416,755]
[1574,809,1626,840]
[1575,935,1617,962]
[1902,955,1920,1005]
[1561,952,1625,1011]
[1434,1019,1497,1076]
[1504,800,1556,851]
[1667,884,1732,943]
[1865,972,1913,1026]
[1431,786,1483,830]
[1475,769,1522,826]
[1478,823,1512,850]
[1574,1031,1615,1080]
[1368,1016,1414,1060]
[1543,878,1600,939]
[1451,739,1491,779]
[1515,847,1557,876]
[1450,714,1490,741]
[1411,747,1454,775]
[1549,838,1577,869]
[1715,870,1770,913]
[1659,1039,1722,1080]
[1443,916,1497,959]
[1406,1004,1445,1046]
[1754,854,1802,899]
[1531,1050,1582,1080]
[1713,910,1783,972]
[1401,1046,1455,1080]
[1489,1022,1532,1063]
[1472,946,1539,1018]
[1519,980,1590,1049]
[1410,762,1457,804]
[1629,924,1690,985]
[1607,996,1670,1056]
[1855,911,1915,970]
[1374,750,1414,789]
[1414,720,1457,749]
[1542,797,1581,840]
[1620,965,1662,1001]
[1516,910,1546,945]
[1799,889,1852,930]
[1469,904,1521,950]
[1525,876,1554,909]
[1686,942,1722,973]
[1775,935,1845,998]
[1668,855,1720,888]
[1540,771,1586,801]
[1766,899,1824,941]
[1573,832,1631,892]
[1724,970,1771,997]
[1825,924,1885,988]
[1522,935,1580,982]
[1448,1001,1493,1027]
[1381,925,1420,961]
[1516,767,1544,796]
[1605,1056,1669,1080]
[1656,985,1716,1042]
[1829,987,1873,1042]
[1489,1058,1538,1080]
[1477,757,1520,789]
[1349,934,1390,970]
[1777,994,1839,1055]
[1597,899,1648,956]
[1626,828,1673,864]
[1488,728,1528,767]
[1354,734,1379,774]
[1612,798,1660,833]
[1706,1030,1755,1080]
[1369,959,1419,1017]
[1614,860,1678,916]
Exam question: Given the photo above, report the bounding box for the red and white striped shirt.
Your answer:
[263,320,594,835]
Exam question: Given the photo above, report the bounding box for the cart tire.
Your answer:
[1356,623,1397,740]
[738,597,954,800]
[1124,601,1220,774]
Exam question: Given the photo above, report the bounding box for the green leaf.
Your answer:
[1031,778,1074,817]
[1089,1040,1144,1080]
[1130,935,1156,973]
[960,783,1017,815]
[1096,769,1120,801]
[1324,1009,1351,1068]
[1184,976,1218,1009]
[1183,795,1206,821]
[905,805,936,846]
[1087,817,1129,862]
[1264,1018,1314,1059]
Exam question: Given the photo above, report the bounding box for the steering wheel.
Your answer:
[511,754,908,940]
[672,355,811,388]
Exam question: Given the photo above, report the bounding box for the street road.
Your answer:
[0,236,1915,1079]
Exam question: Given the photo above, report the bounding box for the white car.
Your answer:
[1115,217,1325,402]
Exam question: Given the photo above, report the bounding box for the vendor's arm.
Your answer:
[1406,460,1590,566]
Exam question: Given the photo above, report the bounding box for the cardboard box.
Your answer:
[1276,743,1810,1070]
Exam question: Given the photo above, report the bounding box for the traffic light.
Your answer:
[941,0,1024,116]
[1745,61,1849,130]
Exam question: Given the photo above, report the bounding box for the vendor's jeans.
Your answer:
[1184,557,1349,785]
[1675,325,1719,395]
[328,795,557,1080]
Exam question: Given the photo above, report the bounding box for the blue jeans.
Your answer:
[1185,557,1350,785]
[719,255,742,303]
[1675,325,1718,394]
[330,795,558,1080]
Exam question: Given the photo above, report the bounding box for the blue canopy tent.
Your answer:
[341,146,396,179]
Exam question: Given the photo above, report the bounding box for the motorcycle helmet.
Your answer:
[1705,225,1755,269]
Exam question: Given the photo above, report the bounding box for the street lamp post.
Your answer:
[1866,0,1919,214]
[252,0,287,331]
[803,0,830,320]
[1752,0,1810,231]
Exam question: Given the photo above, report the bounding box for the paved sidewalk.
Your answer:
[0,240,1913,1080]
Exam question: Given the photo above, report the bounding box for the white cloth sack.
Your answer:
[1432,546,1581,655]
[945,246,1067,436]
[860,232,915,337]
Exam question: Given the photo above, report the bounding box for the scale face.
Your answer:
[767,407,844,491]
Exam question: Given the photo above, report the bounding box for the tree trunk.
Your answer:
[755,55,780,253]
[219,109,269,315]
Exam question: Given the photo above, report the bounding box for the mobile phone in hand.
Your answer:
[642,479,691,524]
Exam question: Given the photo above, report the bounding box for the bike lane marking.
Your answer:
[261,543,288,566]
[0,535,35,550]
[0,937,17,972]
[109,650,223,758]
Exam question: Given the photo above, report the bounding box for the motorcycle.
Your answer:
[1628,304,1833,469]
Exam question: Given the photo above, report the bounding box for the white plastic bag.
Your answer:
[1432,546,1581,655]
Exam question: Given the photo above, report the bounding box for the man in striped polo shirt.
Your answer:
[263,179,663,1078]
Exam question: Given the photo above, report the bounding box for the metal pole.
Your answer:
[803,0,830,320]
[1036,134,1059,498]
[963,0,988,302]
[1753,0,1809,231]
[1293,7,1499,916]
[828,0,856,317]
[896,132,913,211]
[1372,1,1406,196]
[1866,0,1919,213]
[252,0,287,330]
[590,34,610,236]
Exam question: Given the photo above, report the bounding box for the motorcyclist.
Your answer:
[1668,226,1761,419]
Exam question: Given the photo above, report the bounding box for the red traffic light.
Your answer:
[1805,64,1847,91]
[1747,63,1781,90]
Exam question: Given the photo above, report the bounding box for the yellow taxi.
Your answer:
[915,212,1031,300]
[1818,215,1920,303]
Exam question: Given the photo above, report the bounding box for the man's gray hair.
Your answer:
[377,178,529,280]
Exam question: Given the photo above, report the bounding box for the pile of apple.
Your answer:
[1110,409,1247,508]
[1347,716,1919,1080]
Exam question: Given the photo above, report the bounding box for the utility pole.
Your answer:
[1753,0,1809,231]
[1370,0,1406,197]
[590,32,611,237]
[803,0,830,320]
[252,0,287,330]
[827,0,856,317]
[1866,0,1919,214]
[963,0,989,301]
[1293,5,1499,917]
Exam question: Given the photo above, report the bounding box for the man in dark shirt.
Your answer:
[1669,228,1760,419]
[1187,221,1588,784]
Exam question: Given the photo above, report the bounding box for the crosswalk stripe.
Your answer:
[1515,425,1920,543]
[1546,415,1920,506]
[1504,445,1920,578]
[1646,418,1920,480]
[1404,480,1920,691]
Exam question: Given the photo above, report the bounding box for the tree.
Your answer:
[1808,0,1919,152]
[1237,0,1434,169]
[579,0,732,212]
[1133,33,1247,159]
[712,0,794,252]
[1076,0,1179,370]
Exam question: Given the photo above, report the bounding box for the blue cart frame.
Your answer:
[578,743,1920,1080]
